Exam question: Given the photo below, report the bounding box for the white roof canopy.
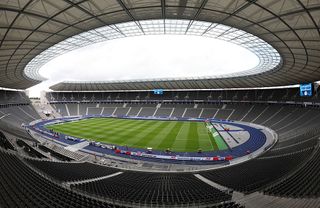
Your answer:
[0,0,319,90]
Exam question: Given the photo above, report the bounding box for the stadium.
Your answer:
[0,0,320,208]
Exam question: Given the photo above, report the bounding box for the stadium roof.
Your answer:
[0,0,319,90]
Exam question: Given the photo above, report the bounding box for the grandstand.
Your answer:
[0,1,320,208]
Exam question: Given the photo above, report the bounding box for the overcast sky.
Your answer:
[27,35,259,97]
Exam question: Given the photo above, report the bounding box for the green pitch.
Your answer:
[46,118,220,152]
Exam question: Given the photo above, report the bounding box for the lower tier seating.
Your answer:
[26,159,118,182]
[72,171,232,206]
[0,149,121,208]
[264,145,320,198]
[200,147,314,193]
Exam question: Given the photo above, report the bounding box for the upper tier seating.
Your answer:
[47,87,320,103]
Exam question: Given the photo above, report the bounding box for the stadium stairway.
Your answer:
[64,141,90,152]
[32,97,61,119]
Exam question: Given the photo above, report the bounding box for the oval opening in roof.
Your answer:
[39,35,259,81]
[26,19,281,96]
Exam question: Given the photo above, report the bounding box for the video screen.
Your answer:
[300,83,313,97]
[153,89,164,95]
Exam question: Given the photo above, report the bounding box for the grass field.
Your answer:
[46,118,221,152]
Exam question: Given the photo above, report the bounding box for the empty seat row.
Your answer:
[0,149,122,208]
[26,159,118,182]
[264,146,320,198]
[200,147,315,193]
[72,171,232,206]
